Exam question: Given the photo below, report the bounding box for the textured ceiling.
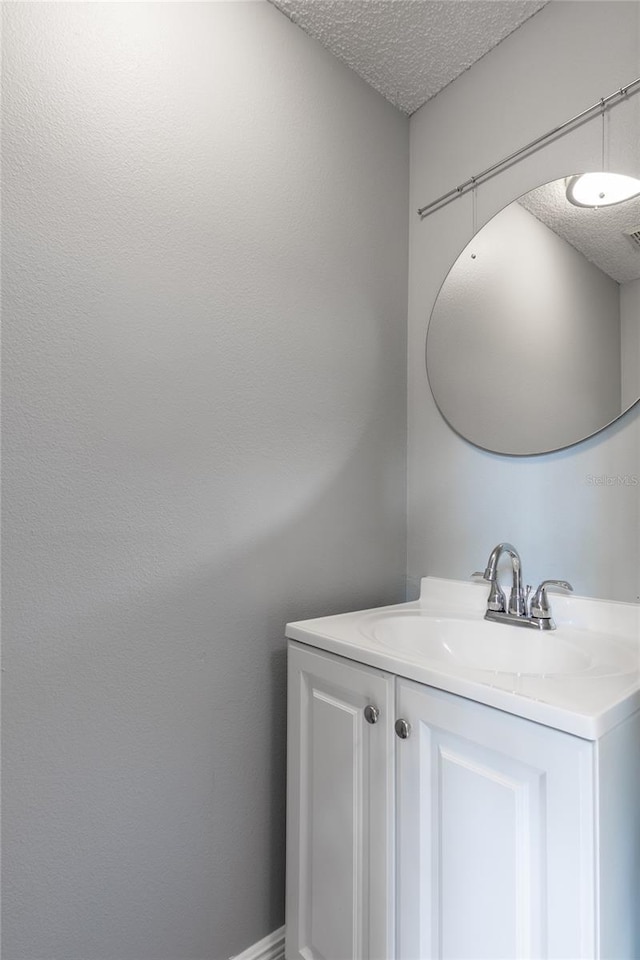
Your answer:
[519,179,640,284]
[269,0,547,115]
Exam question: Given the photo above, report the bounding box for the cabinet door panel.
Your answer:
[396,680,595,960]
[286,642,395,960]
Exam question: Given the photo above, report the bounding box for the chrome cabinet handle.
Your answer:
[364,705,380,725]
[395,718,411,740]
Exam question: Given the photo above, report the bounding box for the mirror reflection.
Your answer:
[426,174,640,455]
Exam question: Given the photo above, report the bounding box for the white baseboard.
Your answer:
[230,925,285,960]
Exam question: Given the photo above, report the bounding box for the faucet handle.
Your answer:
[471,569,506,612]
[487,582,507,612]
[471,571,488,580]
[531,580,573,618]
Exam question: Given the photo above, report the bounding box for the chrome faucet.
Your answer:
[473,543,573,631]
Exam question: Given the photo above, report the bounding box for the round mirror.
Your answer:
[426,174,640,455]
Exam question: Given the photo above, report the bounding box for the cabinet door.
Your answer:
[396,679,595,960]
[286,642,395,960]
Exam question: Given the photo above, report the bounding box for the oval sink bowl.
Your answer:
[360,611,633,677]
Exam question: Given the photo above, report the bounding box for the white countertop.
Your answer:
[286,577,640,740]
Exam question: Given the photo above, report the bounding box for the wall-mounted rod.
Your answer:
[417,76,640,219]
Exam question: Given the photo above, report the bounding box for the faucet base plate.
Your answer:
[485,610,556,631]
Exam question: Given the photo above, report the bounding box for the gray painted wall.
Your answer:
[408,0,640,605]
[621,277,640,410]
[427,201,622,454]
[2,4,408,958]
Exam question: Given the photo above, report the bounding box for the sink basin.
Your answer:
[286,576,640,738]
[360,610,634,678]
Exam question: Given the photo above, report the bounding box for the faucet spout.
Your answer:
[484,542,525,616]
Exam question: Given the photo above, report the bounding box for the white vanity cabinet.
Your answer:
[285,642,396,960]
[395,678,594,960]
[286,640,640,960]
